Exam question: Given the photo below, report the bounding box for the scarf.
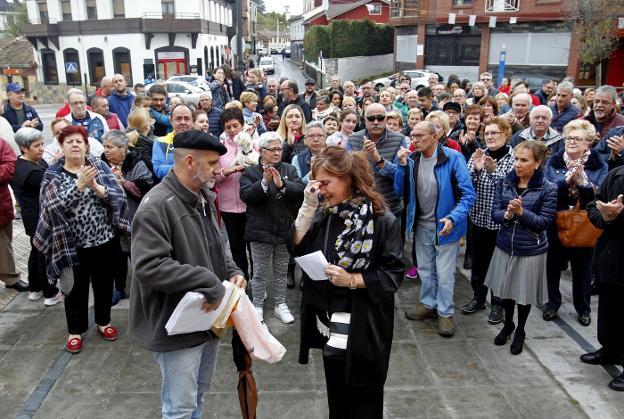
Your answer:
[563,149,590,199]
[326,196,375,271]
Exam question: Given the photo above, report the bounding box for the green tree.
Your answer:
[257,11,288,31]
[254,0,266,14]
[5,3,29,39]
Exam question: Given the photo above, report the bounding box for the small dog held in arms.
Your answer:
[233,132,260,167]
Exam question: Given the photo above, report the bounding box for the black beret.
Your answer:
[443,101,462,114]
[172,130,227,155]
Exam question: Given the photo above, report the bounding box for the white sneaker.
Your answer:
[44,291,65,306]
[254,306,264,322]
[28,291,43,301]
[274,304,294,324]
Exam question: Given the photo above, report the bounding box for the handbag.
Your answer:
[556,202,602,248]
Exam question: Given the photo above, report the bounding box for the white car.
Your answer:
[167,75,209,91]
[372,70,441,91]
[147,81,203,106]
[259,57,275,75]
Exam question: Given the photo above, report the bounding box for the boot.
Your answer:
[287,264,296,289]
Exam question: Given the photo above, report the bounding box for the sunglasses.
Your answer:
[366,115,386,122]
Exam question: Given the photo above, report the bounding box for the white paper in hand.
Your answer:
[295,250,329,281]
[165,281,234,335]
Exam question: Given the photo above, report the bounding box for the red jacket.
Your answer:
[0,138,16,225]
[55,102,93,118]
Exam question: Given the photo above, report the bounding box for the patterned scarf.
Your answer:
[327,196,375,271]
[563,149,590,199]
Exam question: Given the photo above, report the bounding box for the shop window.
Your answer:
[41,49,59,85]
[113,47,133,85]
[87,48,105,86]
[63,48,81,85]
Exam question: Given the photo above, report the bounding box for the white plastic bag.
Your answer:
[231,293,286,363]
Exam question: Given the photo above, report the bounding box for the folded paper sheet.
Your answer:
[294,250,329,281]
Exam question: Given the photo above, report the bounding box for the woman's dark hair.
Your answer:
[192,109,207,122]
[221,107,244,125]
[339,108,358,123]
[515,140,548,166]
[330,91,343,103]
[311,146,387,215]
[461,79,471,91]
[464,104,482,119]
[478,96,499,116]
[58,125,88,145]
[263,103,276,115]
[319,95,331,105]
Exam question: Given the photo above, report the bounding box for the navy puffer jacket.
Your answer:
[492,168,557,256]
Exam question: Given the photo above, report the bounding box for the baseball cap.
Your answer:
[305,78,315,85]
[6,83,26,93]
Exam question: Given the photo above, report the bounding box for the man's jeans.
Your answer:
[414,226,460,317]
[154,339,219,419]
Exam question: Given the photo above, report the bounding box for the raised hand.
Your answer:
[397,147,410,165]
[473,148,485,172]
[484,156,496,173]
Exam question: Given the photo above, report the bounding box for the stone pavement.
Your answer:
[1,220,624,418]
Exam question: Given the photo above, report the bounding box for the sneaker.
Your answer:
[405,303,437,321]
[438,316,455,337]
[460,298,486,314]
[28,291,43,301]
[405,266,419,279]
[255,306,264,322]
[274,303,295,324]
[44,291,65,306]
[488,305,504,324]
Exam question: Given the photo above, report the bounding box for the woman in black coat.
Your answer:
[239,132,305,324]
[290,146,404,418]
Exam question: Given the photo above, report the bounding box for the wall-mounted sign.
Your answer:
[157,52,185,60]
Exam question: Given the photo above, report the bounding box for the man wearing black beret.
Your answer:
[129,129,246,417]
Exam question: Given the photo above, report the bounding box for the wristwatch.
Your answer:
[349,274,357,290]
[376,157,384,165]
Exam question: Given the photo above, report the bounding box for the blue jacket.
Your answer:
[549,103,580,133]
[394,144,476,245]
[492,168,557,256]
[151,131,174,179]
[593,126,624,170]
[544,148,607,211]
[3,103,43,132]
[107,91,135,126]
[207,107,224,138]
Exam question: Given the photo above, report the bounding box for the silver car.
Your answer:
[259,57,275,75]
[167,75,210,91]
[372,70,440,91]
[147,81,203,106]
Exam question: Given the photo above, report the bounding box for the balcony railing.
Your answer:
[485,0,520,12]
[142,12,201,19]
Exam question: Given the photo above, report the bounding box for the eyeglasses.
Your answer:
[410,133,432,140]
[365,115,386,122]
[262,147,283,153]
[480,78,491,82]
[564,136,585,143]
[307,134,325,139]
[483,131,502,137]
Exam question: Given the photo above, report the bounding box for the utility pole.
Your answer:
[235,0,246,72]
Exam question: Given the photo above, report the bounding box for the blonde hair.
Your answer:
[386,111,403,127]
[126,107,151,146]
[239,91,258,106]
[425,110,450,133]
[563,119,596,144]
[342,96,356,108]
[277,104,307,144]
[225,100,243,110]
[408,108,424,119]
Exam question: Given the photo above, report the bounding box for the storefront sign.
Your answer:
[436,25,464,35]
[157,51,185,60]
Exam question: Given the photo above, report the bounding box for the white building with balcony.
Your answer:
[22,0,233,100]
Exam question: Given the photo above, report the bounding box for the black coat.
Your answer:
[277,95,312,123]
[239,161,305,245]
[10,158,47,236]
[588,165,624,288]
[288,209,404,387]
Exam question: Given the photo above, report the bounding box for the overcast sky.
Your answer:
[264,0,303,16]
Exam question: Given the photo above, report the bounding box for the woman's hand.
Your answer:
[324,265,356,288]
[459,130,475,146]
[262,165,273,184]
[224,165,244,176]
[596,194,624,222]
[484,156,496,174]
[507,197,523,216]
[287,129,298,144]
[303,180,320,207]
[270,167,283,188]
[472,148,485,172]
[76,165,97,192]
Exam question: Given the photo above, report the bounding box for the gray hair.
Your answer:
[100,76,112,87]
[14,127,44,150]
[66,88,84,101]
[512,93,532,105]
[595,85,617,104]
[530,105,553,119]
[557,81,574,93]
[415,120,438,135]
[101,129,128,148]
[306,121,325,132]
[258,131,283,149]
[472,81,488,95]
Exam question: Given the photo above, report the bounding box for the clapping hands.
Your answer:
[596,194,624,222]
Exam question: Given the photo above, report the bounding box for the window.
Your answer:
[37,0,48,23]
[452,0,473,5]
[162,0,175,17]
[391,0,402,18]
[86,0,97,19]
[488,32,571,66]
[403,0,419,17]
[396,35,418,63]
[167,82,185,94]
[368,3,381,15]
[63,48,81,85]
[485,0,519,12]
[112,0,125,18]
[87,48,105,86]
[113,47,133,85]
[41,49,59,85]
[60,0,72,20]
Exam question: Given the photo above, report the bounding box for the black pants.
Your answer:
[28,236,58,298]
[65,238,117,334]
[597,282,624,357]
[221,212,250,279]
[546,230,593,315]
[113,248,129,294]
[323,355,384,419]
[470,224,501,305]
[465,218,474,260]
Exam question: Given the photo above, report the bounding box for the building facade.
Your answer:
[389,0,582,85]
[289,14,304,63]
[22,0,233,101]
[255,30,289,52]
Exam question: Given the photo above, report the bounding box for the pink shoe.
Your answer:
[406,266,419,279]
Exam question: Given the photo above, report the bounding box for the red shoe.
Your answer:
[66,336,82,354]
[98,325,118,341]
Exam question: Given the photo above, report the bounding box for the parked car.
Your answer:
[257,48,268,57]
[146,81,203,106]
[372,69,442,91]
[259,57,275,75]
[510,74,562,92]
[284,48,291,58]
[270,48,278,55]
[167,75,209,91]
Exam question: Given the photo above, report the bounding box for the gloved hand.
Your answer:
[295,180,321,235]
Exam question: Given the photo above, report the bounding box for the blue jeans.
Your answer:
[154,339,220,419]
[414,226,460,317]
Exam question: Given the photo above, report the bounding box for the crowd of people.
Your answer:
[1,64,624,418]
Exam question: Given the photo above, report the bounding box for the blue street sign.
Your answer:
[497,45,506,88]
[65,62,78,74]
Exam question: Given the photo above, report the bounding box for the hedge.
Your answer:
[303,19,393,62]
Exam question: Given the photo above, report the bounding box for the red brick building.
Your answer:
[304,0,390,26]
[388,0,591,85]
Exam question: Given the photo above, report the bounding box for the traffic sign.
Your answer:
[65,62,78,74]
[3,68,21,75]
